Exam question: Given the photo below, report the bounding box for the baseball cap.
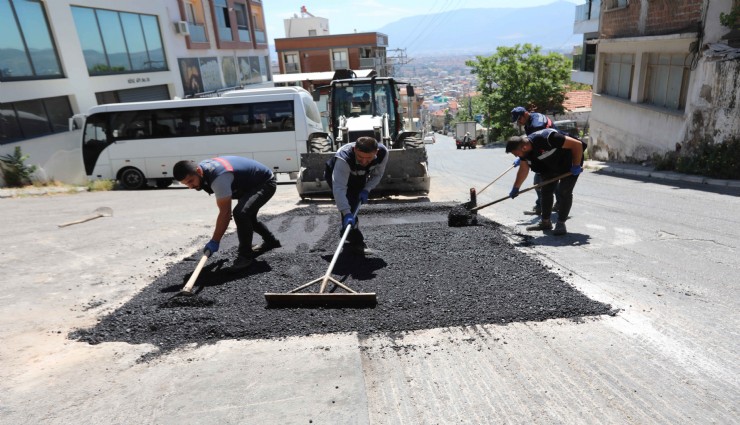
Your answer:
[511,106,526,122]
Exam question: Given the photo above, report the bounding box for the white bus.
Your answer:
[81,87,324,189]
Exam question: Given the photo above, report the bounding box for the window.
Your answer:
[0,0,63,81]
[602,53,633,99]
[605,0,628,10]
[0,97,73,144]
[251,2,266,44]
[332,50,348,70]
[284,53,299,73]
[71,7,167,75]
[184,1,207,42]
[233,3,250,42]
[104,100,296,143]
[213,0,232,41]
[645,53,689,110]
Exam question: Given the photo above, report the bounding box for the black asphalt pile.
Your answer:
[448,204,475,227]
[70,203,614,358]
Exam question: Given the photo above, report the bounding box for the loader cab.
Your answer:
[326,77,401,145]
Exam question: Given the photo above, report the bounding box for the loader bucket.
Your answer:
[296,148,430,198]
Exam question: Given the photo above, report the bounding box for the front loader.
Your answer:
[296,70,430,199]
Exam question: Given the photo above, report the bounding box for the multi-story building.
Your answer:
[0,0,271,185]
[588,0,740,161]
[274,32,388,78]
[571,0,600,85]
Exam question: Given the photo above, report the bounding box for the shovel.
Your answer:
[177,249,212,297]
[58,207,113,228]
[449,172,572,227]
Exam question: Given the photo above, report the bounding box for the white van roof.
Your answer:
[221,86,310,98]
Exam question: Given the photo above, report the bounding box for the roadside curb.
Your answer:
[0,186,88,199]
[584,161,740,188]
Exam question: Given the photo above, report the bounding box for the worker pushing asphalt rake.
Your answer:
[264,205,377,308]
[449,172,572,227]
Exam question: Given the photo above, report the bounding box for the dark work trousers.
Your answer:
[540,173,579,222]
[342,190,364,246]
[232,176,277,257]
[534,173,560,208]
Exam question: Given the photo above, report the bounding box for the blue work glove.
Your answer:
[359,190,369,204]
[342,213,356,230]
[204,240,219,255]
[570,164,583,176]
[512,157,521,167]
[509,187,520,199]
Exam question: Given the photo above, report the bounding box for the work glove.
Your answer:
[570,164,583,176]
[342,213,356,230]
[204,240,219,256]
[512,157,521,167]
[359,190,369,204]
[509,187,520,199]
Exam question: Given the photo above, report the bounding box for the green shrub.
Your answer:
[0,147,37,187]
[676,138,740,179]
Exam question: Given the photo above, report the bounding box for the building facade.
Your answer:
[274,32,389,77]
[0,0,271,185]
[588,0,740,161]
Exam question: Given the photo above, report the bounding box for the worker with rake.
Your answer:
[325,136,389,255]
[173,156,281,271]
[505,128,587,236]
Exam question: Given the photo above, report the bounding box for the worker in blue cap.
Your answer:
[511,106,559,216]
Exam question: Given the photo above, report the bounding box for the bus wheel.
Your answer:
[156,178,173,189]
[119,167,147,190]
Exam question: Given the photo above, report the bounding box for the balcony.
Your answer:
[238,27,251,42]
[359,58,376,69]
[254,29,266,44]
[575,0,600,22]
[188,23,207,43]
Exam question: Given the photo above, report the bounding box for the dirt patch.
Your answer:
[70,203,614,359]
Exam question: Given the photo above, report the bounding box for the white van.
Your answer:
[81,87,325,189]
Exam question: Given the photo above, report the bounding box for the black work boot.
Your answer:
[252,237,281,254]
[229,254,253,272]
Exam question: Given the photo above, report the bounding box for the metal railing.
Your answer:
[333,60,348,70]
[359,58,376,68]
[255,29,266,44]
[285,63,299,73]
[188,23,207,42]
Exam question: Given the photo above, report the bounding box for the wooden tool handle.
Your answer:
[58,214,103,228]
[471,172,572,212]
[181,254,209,293]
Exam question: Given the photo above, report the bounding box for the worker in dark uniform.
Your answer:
[324,136,389,254]
[511,106,559,216]
[505,128,587,236]
[173,156,280,271]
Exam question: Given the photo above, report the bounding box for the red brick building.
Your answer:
[274,32,388,76]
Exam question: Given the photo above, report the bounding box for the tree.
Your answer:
[466,43,571,141]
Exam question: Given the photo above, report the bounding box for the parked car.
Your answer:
[423,134,436,144]
[554,120,580,139]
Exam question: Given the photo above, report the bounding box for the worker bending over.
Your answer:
[325,136,389,254]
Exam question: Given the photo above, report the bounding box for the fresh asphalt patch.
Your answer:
[70,203,615,359]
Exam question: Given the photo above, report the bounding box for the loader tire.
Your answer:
[309,137,332,153]
[403,137,424,149]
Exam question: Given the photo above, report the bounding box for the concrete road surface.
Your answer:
[0,139,737,424]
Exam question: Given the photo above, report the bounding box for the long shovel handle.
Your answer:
[180,251,210,294]
[58,213,104,228]
[477,164,516,196]
[471,172,572,212]
[319,204,362,293]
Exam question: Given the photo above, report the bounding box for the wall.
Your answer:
[589,0,740,161]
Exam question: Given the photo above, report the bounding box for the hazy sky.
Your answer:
[264,0,583,45]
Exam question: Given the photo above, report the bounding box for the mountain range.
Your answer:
[377,1,582,56]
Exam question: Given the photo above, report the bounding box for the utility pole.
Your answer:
[386,48,412,77]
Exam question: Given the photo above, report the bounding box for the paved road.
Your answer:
[0,138,737,424]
